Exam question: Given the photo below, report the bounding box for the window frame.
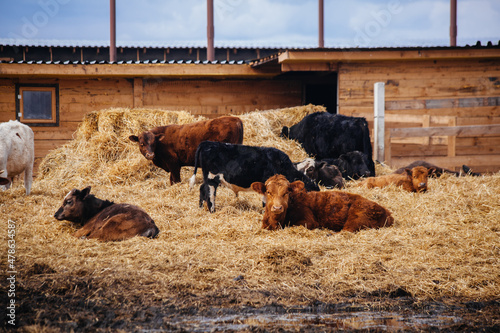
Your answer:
[15,83,59,126]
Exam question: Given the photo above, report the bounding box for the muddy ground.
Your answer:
[2,273,499,332]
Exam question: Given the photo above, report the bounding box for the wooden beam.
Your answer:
[390,155,500,170]
[0,63,280,78]
[390,124,500,138]
[281,62,337,72]
[279,48,500,63]
[386,97,500,110]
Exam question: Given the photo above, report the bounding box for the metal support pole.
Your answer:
[207,0,215,61]
[110,0,116,62]
[319,0,324,48]
[450,0,457,46]
[374,82,385,162]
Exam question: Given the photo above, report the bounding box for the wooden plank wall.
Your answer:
[0,77,302,170]
[338,58,500,173]
[140,79,302,116]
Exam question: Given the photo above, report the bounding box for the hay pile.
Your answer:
[37,105,322,187]
[1,105,499,329]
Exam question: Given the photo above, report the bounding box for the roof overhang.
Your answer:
[277,48,500,72]
[0,62,281,79]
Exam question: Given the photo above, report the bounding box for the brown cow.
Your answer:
[54,186,159,241]
[358,166,433,192]
[251,174,394,232]
[129,116,243,184]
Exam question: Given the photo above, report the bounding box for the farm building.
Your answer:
[0,42,499,173]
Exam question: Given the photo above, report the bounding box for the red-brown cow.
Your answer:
[358,166,433,192]
[54,186,159,241]
[251,174,394,232]
[129,116,243,184]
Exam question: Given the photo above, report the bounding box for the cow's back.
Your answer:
[158,116,243,166]
[78,203,159,241]
[289,190,393,232]
[0,120,34,177]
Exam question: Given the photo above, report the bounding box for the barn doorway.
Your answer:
[302,72,338,113]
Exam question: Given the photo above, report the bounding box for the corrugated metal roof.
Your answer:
[0,59,249,65]
[0,38,292,50]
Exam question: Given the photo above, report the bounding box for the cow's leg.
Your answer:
[169,166,182,185]
[0,169,11,190]
[24,164,33,195]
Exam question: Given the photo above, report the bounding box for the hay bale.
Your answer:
[37,105,323,187]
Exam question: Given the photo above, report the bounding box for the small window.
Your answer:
[16,84,59,126]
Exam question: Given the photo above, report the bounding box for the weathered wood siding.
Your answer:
[338,58,500,173]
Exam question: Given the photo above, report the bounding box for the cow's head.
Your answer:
[317,162,344,189]
[251,174,304,230]
[294,158,317,180]
[406,166,433,192]
[344,151,372,178]
[199,176,220,213]
[129,131,160,160]
[54,186,91,223]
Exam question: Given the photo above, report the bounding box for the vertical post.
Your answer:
[450,0,457,46]
[110,0,117,62]
[374,82,385,163]
[318,0,324,48]
[207,0,215,61]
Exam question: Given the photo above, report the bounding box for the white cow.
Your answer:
[0,120,35,195]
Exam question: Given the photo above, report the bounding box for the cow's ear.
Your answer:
[290,181,305,192]
[428,167,436,176]
[157,134,165,142]
[404,168,412,177]
[129,135,139,142]
[80,186,91,199]
[251,182,266,194]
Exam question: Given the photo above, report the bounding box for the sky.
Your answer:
[0,0,499,48]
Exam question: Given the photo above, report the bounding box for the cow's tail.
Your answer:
[189,144,203,191]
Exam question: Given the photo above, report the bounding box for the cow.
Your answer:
[0,120,34,195]
[393,160,480,177]
[294,158,344,189]
[251,174,394,232]
[281,112,375,176]
[54,186,159,241]
[188,141,320,213]
[358,166,433,193]
[321,151,373,179]
[129,116,243,185]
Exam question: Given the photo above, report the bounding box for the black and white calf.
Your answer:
[294,158,344,189]
[189,141,320,212]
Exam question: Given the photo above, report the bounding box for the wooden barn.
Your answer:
[1,43,499,173]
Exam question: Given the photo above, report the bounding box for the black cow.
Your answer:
[189,141,320,212]
[281,112,375,176]
[294,158,344,189]
[322,151,373,180]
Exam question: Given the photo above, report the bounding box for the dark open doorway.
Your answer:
[302,72,338,113]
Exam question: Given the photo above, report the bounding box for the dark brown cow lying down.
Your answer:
[54,186,159,241]
[129,116,243,185]
[393,160,480,177]
[358,166,432,193]
[251,174,394,232]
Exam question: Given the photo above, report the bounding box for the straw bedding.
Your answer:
[1,105,499,326]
